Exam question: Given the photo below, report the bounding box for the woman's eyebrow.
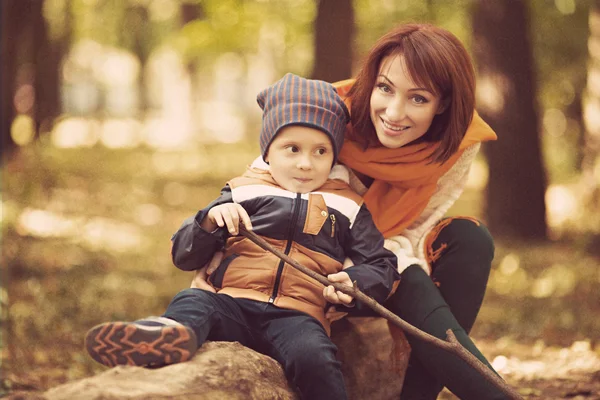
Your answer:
[408,87,432,93]
[377,74,394,87]
[377,74,431,92]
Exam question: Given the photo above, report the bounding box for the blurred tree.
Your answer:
[179,2,204,79]
[1,1,17,159]
[37,0,70,135]
[124,3,152,113]
[528,1,591,184]
[121,3,152,115]
[472,0,548,240]
[581,0,600,237]
[181,1,204,23]
[1,0,70,161]
[311,0,354,82]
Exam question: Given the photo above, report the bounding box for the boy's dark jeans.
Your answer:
[386,218,509,400]
[162,289,347,400]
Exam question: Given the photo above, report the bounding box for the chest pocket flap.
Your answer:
[302,193,329,236]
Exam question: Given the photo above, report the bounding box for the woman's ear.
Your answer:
[436,97,450,115]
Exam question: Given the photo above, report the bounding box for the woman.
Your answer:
[194,24,506,399]
[329,24,505,399]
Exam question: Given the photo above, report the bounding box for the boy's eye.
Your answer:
[286,145,299,153]
[315,148,327,156]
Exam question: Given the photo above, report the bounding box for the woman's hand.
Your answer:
[201,203,253,235]
[323,272,354,305]
[190,251,224,292]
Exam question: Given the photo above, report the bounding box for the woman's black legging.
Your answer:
[386,218,509,400]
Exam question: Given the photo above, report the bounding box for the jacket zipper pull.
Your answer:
[330,214,336,237]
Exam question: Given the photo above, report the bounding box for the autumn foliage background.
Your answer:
[1,0,600,397]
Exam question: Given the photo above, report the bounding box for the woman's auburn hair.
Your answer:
[347,23,476,163]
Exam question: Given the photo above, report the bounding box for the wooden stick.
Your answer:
[239,226,523,400]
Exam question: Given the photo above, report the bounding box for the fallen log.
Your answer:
[12,342,296,400]
[7,325,408,400]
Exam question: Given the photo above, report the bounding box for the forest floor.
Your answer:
[2,338,600,399]
[439,339,600,399]
[2,143,599,399]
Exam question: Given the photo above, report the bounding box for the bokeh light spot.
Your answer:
[11,115,35,146]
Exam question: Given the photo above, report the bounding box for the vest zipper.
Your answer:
[269,193,301,303]
[330,214,336,237]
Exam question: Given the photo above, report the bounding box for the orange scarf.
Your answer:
[334,80,497,238]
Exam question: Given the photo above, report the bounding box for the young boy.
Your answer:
[85,73,400,400]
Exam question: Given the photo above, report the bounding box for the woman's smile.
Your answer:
[370,54,443,149]
[381,118,410,136]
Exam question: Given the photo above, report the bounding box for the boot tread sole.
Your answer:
[85,321,196,367]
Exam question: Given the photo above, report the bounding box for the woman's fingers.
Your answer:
[206,251,224,275]
[190,267,216,293]
[190,252,224,292]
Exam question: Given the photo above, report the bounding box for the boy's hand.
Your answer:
[323,272,354,306]
[202,203,252,235]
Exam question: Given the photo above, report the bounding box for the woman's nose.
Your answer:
[386,97,406,121]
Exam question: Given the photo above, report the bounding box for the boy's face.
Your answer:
[265,126,334,194]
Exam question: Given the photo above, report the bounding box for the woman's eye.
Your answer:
[376,83,392,93]
[412,95,428,104]
[287,145,299,153]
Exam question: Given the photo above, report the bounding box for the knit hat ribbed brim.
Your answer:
[257,73,350,164]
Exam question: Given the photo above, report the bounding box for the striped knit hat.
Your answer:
[257,73,350,165]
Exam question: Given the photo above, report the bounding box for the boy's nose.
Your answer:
[297,155,312,170]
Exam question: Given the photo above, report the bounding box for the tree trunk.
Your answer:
[311,0,354,82]
[124,4,152,115]
[179,2,204,79]
[35,0,66,135]
[580,0,600,244]
[583,0,600,170]
[472,0,548,240]
[1,0,21,160]
[1,0,65,161]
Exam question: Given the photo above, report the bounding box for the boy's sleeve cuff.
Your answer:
[341,266,365,292]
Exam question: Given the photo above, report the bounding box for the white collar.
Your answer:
[249,156,350,184]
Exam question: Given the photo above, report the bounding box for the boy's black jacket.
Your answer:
[171,165,400,334]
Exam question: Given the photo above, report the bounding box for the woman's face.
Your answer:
[370,54,445,149]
